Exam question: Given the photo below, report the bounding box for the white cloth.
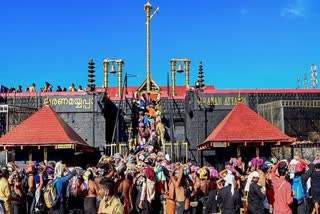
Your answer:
[244,172,254,192]
[224,174,235,195]
[140,178,156,203]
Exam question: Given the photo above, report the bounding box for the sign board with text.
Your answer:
[195,93,249,110]
[45,95,95,112]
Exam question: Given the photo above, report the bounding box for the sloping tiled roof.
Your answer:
[198,102,295,150]
[0,105,91,149]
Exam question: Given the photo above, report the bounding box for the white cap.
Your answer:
[251,171,260,178]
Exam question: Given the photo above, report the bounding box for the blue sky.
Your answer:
[0,0,319,91]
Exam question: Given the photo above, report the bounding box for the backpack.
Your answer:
[292,176,305,203]
[31,188,46,213]
[43,180,59,209]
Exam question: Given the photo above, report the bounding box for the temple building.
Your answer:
[0,1,320,167]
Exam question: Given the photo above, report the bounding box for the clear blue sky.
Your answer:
[1,0,319,91]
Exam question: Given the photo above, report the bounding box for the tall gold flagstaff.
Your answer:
[144,1,152,92]
[144,1,159,92]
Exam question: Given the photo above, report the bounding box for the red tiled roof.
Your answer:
[0,105,91,149]
[198,102,295,150]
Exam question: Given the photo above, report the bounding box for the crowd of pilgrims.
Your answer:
[0,153,319,214]
[4,83,84,93]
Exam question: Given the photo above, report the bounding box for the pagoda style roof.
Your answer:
[198,102,295,150]
[0,104,92,150]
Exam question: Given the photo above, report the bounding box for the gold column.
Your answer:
[28,150,32,162]
[103,60,109,88]
[185,59,190,87]
[44,147,48,164]
[237,145,241,157]
[117,60,123,97]
[256,145,260,157]
[170,60,176,96]
[144,2,152,92]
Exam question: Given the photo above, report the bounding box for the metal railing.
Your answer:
[105,141,189,163]
[164,141,188,163]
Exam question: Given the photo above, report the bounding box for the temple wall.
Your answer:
[271,144,320,161]
[1,90,320,166]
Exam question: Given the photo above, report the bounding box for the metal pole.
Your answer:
[197,112,200,164]
[168,72,174,161]
[92,93,95,147]
[5,106,9,134]
[200,108,204,166]
[169,94,175,161]
[5,150,8,164]
[112,73,127,151]
[204,108,208,138]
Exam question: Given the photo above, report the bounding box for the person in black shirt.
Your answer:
[206,178,220,214]
[217,173,242,214]
[248,171,265,214]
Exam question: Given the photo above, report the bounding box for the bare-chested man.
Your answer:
[164,175,176,214]
[169,165,190,214]
[84,170,98,214]
[26,164,36,214]
[118,172,133,214]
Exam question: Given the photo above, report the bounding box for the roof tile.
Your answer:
[0,105,90,148]
[198,102,294,150]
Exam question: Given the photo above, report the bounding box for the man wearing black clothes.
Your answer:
[217,174,242,214]
[248,171,266,214]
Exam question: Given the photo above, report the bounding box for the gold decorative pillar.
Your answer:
[237,145,241,157]
[256,145,260,157]
[144,2,152,92]
[103,60,109,88]
[170,60,176,96]
[117,60,123,97]
[28,150,32,162]
[185,59,190,87]
[44,147,48,164]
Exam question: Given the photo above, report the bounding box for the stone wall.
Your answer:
[271,143,320,161]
